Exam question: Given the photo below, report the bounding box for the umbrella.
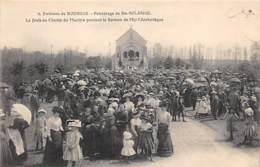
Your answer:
[196,77,207,82]
[79,86,86,91]
[229,78,241,83]
[96,97,104,103]
[89,85,98,90]
[135,92,145,98]
[254,87,260,94]
[193,83,207,89]
[166,76,175,80]
[0,82,10,88]
[108,97,119,102]
[210,81,217,86]
[212,70,222,74]
[184,78,195,85]
[77,80,87,86]
[123,92,133,98]
[145,73,154,77]
[11,104,32,124]
[43,78,52,86]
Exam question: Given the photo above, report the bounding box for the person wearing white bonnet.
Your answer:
[63,119,83,164]
[107,107,115,115]
[123,93,135,112]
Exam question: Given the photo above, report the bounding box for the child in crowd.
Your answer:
[121,131,136,163]
[63,120,83,167]
[201,96,211,114]
[177,96,186,122]
[35,109,47,150]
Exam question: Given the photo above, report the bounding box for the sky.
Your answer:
[1,0,260,55]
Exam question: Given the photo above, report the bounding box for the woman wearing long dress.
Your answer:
[0,116,13,166]
[43,106,64,166]
[8,115,29,164]
[130,109,141,153]
[157,101,174,157]
[101,113,121,158]
[138,114,154,160]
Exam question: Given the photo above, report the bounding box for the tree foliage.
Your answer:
[85,56,102,70]
[190,55,204,69]
[175,58,185,68]
[164,56,174,69]
[34,62,49,75]
[9,61,25,76]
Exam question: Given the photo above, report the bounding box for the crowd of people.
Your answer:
[0,68,259,166]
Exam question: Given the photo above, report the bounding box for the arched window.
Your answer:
[123,51,127,58]
[135,52,139,60]
[128,50,135,61]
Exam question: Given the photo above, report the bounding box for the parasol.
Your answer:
[43,78,52,86]
[77,80,87,86]
[229,78,241,83]
[0,82,10,88]
[184,78,195,85]
[212,69,222,74]
[193,83,207,89]
[166,76,176,80]
[254,87,260,94]
[210,81,217,87]
[196,77,207,83]
[11,104,32,124]
[123,92,133,98]
[135,92,145,99]
[89,85,98,90]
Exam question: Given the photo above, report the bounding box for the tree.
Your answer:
[34,62,49,76]
[139,60,144,68]
[237,60,258,81]
[104,58,112,69]
[27,64,36,76]
[9,61,25,76]
[175,58,185,68]
[164,56,174,69]
[190,54,204,69]
[149,56,164,69]
[85,56,102,70]
[55,64,65,73]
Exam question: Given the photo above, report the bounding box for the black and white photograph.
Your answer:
[0,0,260,167]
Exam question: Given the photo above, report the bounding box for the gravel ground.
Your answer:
[20,103,260,167]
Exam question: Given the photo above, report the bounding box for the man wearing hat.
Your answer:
[210,91,219,120]
[29,90,40,122]
[226,89,242,140]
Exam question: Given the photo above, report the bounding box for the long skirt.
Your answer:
[138,130,154,156]
[232,121,246,145]
[1,138,13,165]
[157,123,173,157]
[101,126,121,158]
[43,130,63,166]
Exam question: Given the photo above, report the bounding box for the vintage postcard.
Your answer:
[0,0,260,167]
